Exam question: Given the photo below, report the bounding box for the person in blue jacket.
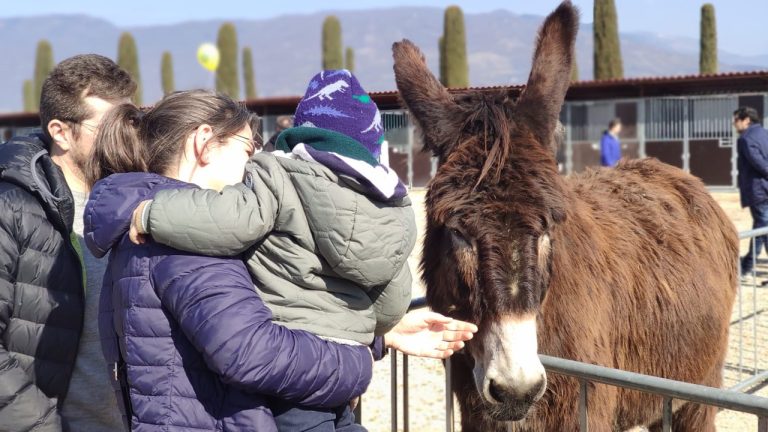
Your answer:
[735,106,768,281]
[83,89,476,431]
[600,118,622,167]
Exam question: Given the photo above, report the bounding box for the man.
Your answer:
[600,117,622,167]
[263,114,294,152]
[735,106,768,283]
[0,54,135,431]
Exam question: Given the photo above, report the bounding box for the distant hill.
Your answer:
[1,7,766,113]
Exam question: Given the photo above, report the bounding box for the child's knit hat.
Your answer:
[293,69,384,159]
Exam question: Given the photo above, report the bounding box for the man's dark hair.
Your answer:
[733,106,761,124]
[39,54,137,140]
[608,118,622,130]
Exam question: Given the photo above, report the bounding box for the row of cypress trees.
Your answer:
[20,4,721,111]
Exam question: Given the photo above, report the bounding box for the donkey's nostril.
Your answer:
[488,379,505,402]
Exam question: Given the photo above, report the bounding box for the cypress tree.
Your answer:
[216,23,239,99]
[161,51,174,95]
[345,47,355,73]
[571,58,579,82]
[593,0,623,80]
[242,47,257,99]
[23,80,35,112]
[699,3,717,74]
[443,6,469,88]
[117,32,142,105]
[322,16,343,69]
[438,35,446,86]
[33,40,54,109]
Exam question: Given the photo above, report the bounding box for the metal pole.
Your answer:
[683,98,690,173]
[403,354,409,432]
[662,397,673,432]
[638,99,646,159]
[446,357,454,432]
[407,123,414,189]
[565,103,574,175]
[390,348,398,432]
[579,380,588,431]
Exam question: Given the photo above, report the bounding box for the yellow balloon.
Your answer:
[197,43,220,72]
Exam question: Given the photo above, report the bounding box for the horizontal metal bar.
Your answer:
[729,370,768,393]
[540,355,768,416]
[739,226,768,239]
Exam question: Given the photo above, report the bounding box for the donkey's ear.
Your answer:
[392,39,460,159]
[515,2,579,151]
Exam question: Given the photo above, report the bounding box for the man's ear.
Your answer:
[47,119,72,152]
[192,124,214,165]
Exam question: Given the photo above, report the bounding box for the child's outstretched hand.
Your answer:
[129,200,152,245]
[384,310,477,359]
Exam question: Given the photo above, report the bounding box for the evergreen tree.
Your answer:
[216,23,239,99]
[345,47,355,73]
[593,0,624,80]
[571,58,579,82]
[33,40,54,110]
[699,3,718,74]
[322,16,343,69]
[23,80,35,112]
[118,32,142,105]
[242,47,257,99]
[438,36,446,86]
[161,51,174,95]
[443,6,469,88]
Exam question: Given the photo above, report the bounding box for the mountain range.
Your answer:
[1,7,766,113]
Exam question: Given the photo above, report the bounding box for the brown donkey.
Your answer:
[392,2,737,431]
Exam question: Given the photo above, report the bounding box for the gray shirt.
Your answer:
[61,189,124,431]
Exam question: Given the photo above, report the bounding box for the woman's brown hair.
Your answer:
[85,89,259,188]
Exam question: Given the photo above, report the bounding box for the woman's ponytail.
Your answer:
[85,103,148,189]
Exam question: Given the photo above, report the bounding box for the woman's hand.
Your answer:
[129,200,152,244]
[385,310,478,359]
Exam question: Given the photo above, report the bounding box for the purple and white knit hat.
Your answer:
[293,69,384,159]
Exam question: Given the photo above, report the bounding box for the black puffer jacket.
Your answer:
[0,134,84,431]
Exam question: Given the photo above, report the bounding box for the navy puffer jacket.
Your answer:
[84,172,373,431]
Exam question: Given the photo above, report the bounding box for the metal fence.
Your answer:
[359,226,768,431]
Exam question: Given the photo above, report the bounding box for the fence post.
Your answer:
[403,354,409,432]
[446,357,454,432]
[390,348,398,432]
[662,397,673,432]
[579,379,588,431]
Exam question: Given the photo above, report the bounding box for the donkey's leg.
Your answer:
[646,402,716,432]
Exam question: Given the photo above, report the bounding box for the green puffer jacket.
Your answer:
[145,152,416,344]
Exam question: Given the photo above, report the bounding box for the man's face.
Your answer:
[733,116,751,133]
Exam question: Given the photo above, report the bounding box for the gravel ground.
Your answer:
[355,190,768,432]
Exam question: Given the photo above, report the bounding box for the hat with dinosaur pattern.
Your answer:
[293,69,384,159]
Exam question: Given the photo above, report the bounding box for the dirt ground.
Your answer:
[357,190,768,432]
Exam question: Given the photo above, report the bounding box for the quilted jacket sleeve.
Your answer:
[0,191,62,431]
[147,181,278,256]
[369,262,413,335]
[740,133,768,178]
[152,254,373,408]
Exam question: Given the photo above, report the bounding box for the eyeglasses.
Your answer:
[229,133,260,153]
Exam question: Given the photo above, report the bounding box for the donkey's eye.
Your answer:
[449,228,471,249]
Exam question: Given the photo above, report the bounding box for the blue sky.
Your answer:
[3,1,766,56]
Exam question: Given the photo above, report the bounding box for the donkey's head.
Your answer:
[393,2,578,421]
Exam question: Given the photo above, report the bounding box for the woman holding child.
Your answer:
[85,72,475,432]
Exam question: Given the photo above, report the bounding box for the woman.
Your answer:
[84,90,475,431]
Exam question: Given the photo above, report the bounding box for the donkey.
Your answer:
[392,2,737,431]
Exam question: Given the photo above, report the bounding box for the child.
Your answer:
[133,71,415,430]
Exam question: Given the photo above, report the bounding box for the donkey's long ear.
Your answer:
[393,39,460,159]
[515,2,579,150]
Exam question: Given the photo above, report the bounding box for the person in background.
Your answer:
[734,106,768,284]
[0,54,134,431]
[600,117,622,167]
[263,114,294,152]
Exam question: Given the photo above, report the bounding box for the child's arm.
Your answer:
[143,181,278,256]
[370,263,413,336]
